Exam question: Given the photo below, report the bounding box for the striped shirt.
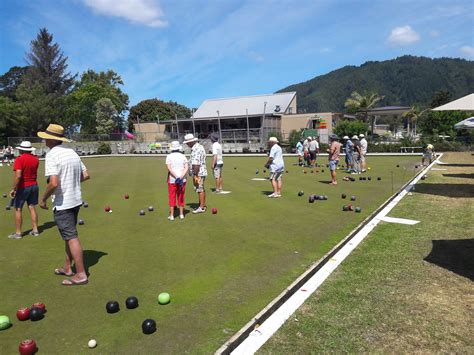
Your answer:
[45,145,87,211]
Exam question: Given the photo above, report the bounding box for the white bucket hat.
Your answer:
[352,135,359,140]
[170,141,182,151]
[16,141,36,151]
[359,134,365,138]
[183,133,198,144]
[343,136,350,140]
[268,136,279,143]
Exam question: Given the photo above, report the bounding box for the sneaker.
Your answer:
[8,232,22,239]
[179,214,185,220]
[267,193,276,198]
[215,189,221,194]
[274,194,281,198]
[29,231,40,237]
[192,207,206,214]
[167,215,174,221]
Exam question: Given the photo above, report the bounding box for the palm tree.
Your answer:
[344,91,384,134]
[403,106,428,138]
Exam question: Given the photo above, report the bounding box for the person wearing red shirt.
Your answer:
[8,141,40,239]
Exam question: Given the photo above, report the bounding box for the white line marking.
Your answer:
[251,178,268,181]
[226,156,442,355]
[380,216,420,225]
[430,168,447,171]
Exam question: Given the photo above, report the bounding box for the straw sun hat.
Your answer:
[37,124,71,142]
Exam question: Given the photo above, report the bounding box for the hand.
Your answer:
[193,176,200,187]
[9,190,16,198]
[39,199,49,210]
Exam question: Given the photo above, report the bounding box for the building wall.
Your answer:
[133,122,167,142]
[280,112,341,143]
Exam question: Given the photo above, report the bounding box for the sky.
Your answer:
[1,0,473,109]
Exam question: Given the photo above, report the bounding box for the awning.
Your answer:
[432,93,474,111]
[454,117,474,130]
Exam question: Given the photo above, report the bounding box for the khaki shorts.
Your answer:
[269,171,283,181]
[193,176,206,192]
[213,164,223,178]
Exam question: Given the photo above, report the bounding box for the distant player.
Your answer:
[352,135,362,174]
[308,136,319,167]
[184,133,207,214]
[296,139,304,166]
[343,136,353,172]
[327,134,342,185]
[211,133,224,193]
[166,141,188,220]
[303,137,310,166]
[359,134,368,172]
[422,144,435,166]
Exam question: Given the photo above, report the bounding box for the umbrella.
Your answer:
[432,93,474,111]
[454,117,474,130]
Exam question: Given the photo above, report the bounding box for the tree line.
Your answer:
[0,28,192,145]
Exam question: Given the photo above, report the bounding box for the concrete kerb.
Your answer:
[216,154,442,354]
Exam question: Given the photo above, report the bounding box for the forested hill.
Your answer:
[277,56,474,113]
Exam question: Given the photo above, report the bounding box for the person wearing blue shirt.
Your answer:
[343,136,354,172]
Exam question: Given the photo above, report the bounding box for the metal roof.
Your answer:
[432,93,474,111]
[193,92,296,119]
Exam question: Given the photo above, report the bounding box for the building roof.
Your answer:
[432,93,474,111]
[193,92,296,119]
[367,106,411,115]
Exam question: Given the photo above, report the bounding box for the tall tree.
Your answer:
[403,106,428,137]
[0,66,29,100]
[344,90,384,134]
[430,90,452,108]
[95,98,117,135]
[65,69,129,134]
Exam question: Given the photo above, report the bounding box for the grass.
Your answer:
[261,152,474,353]
[0,155,420,353]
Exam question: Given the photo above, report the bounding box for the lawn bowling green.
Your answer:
[0,155,420,353]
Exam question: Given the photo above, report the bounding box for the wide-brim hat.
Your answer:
[343,136,350,140]
[183,133,198,144]
[359,134,365,138]
[170,141,182,151]
[268,136,279,143]
[16,141,36,151]
[37,124,71,142]
[352,135,359,140]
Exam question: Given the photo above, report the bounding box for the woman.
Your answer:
[165,141,188,220]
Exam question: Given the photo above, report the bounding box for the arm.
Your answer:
[265,157,273,168]
[81,170,90,182]
[182,161,189,179]
[10,170,22,198]
[212,154,217,169]
[166,164,177,178]
[39,175,59,209]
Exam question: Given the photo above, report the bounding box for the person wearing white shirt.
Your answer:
[38,124,90,286]
[210,133,224,193]
[359,134,368,172]
[166,141,189,220]
[264,136,285,198]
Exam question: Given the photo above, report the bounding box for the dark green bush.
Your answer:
[97,142,112,155]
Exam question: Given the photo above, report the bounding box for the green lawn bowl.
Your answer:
[0,315,11,330]
[158,292,170,305]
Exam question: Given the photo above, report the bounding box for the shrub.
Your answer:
[97,142,112,155]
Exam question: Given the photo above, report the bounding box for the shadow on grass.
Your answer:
[37,221,56,234]
[413,183,474,198]
[439,163,474,167]
[442,173,474,179]
[83,250,108,277]
[186,203,199,210]
[424,239,474,281]
[318,180,333,184]
[261,191,275,196]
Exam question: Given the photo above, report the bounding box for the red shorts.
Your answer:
[168,182,186,207]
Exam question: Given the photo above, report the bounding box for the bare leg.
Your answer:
[64,242,74,275]
[14,208,22,234]
[67,238,87,280]
[179,206,184,216]
[198,191,206,209]
[28,205,39,232]
[331,170,337,184]
[271,179,278,194]
[218,176,223,191]
[277,179,282,195]
[169,206,175,217]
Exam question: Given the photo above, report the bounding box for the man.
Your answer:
[327,134,342,185]
[8,141,40,239]
[422,144,435,166]
[352,135,362,174]
[303,136,310,166]
[296,138,304,166]
[343,136,353,172]
[359,134,368,172]
[37,124,90,286]
[264,136,285,198]
[210,133,224,193]
[308,135,319,167]
[183,133,207,213]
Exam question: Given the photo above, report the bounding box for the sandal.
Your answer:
[54,268,75,277]
[62,278,88,286]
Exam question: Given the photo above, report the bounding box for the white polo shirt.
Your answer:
[269,144,285,173]
[212,142,223,165]
[45,145,87,210]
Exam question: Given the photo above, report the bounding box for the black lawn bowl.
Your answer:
[421,175,427,180]
[78,219,85,225]
[359,177,363,181]
[29,307,44,322]
[351,196,356,201]
[6,205,11,210]
[319,195,325,200]
[415,165,419,168]
[350,177,356,182]
[362,177,366,181]
[298,191,304,197]
[106,301,120,314]
[342,205,348,212]
[313,195,319,200]
[125,296,139,309]
[321,169,325,173]
[367,177,372,181]
[377,177,381,181]
[142,319,157,335]
[341,193,347,199]
[323,195,328,200]
[308,196,315,203]
[83,202,89,208]
[148,206,154,212]
[355,207,362,213]
[139,210,145,216]
[396,164,400,167]
[263,170,266,173]
[2,193,6,198]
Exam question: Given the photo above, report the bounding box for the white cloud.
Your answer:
[388,25,420,45]
[460,45,474,59]
[82,0,167,28]
[429,30,440,38]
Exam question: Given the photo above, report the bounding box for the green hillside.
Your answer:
[277,56,474,113]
